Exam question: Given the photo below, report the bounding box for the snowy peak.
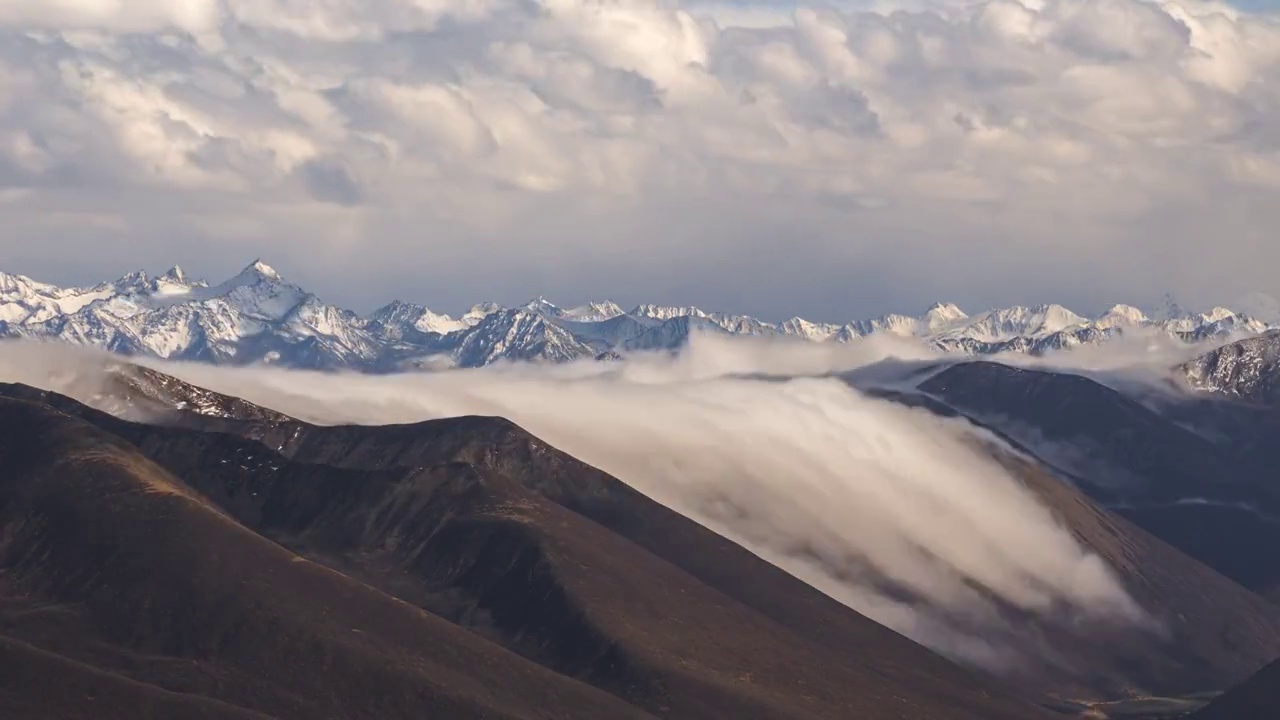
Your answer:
[959,304,1085,341]
[521,295,628,322]
[926,301,967,319]
[1199,307,1238,324]
[369,299,427,325]
[247,259,281,281]
[1096,304,1148,328]
[115,270,149,288]
[856,313,921,337]
[778,316,839,341]
[454,309,594,367]
[923,302,968,332]
[1180,331,1280,405]
[150,265,197,296]
[1,261,1277,370]
[1037,304,1087,335]
[562,300,625,323]
[522,296,564,318]
[369,300,465,336]
[464,302,503,324]
[631,304,707,321]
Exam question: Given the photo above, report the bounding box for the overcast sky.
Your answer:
[0,0,1278,322]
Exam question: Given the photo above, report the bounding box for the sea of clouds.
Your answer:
[0,334,1164,676]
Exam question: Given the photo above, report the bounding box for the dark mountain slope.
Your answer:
[52,375,1278,703]
[916,361,1280,600]
[12,369,1280,704]
[917,362,1261,504]
[253,415,1280,699]
[864,374,1280,696]
[0,637,271,720]
[0,397,657,720]
[989,454,1280,696]
[1191,657,1280,720]
[0,388,1055,720]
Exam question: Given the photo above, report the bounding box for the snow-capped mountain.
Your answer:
[1180,331,1280,405]
[1,261,1275,371]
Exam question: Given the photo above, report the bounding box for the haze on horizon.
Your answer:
[0,0,1278,322]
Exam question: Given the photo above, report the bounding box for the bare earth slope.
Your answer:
[0,396,655,720]
[1191,657,1280,720]
[0,388,1055,720]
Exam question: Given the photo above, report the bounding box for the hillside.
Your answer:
[0,389,1056,719]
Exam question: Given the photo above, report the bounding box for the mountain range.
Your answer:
[0,371,1059,720]
[10,259,1280,717]
[1,261,1272,370]
[5,325,1280,715]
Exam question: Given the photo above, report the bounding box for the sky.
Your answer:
[0,0,1278,322]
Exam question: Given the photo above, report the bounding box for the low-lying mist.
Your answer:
[1,336,1154,675]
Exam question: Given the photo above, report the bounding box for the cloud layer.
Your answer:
[0,0,1278,318]
[0,337,1151,678]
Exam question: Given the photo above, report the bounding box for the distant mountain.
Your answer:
[1,262,1273,369]
[1180,330,1280,406]
[868,356,1280,603]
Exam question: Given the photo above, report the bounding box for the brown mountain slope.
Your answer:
[991,453,1280,697]
[11,369,1280,704]
[273,420,1280,696]
[0,637,272,720]
[0,389,1056,720]
[1191,657,1280,720]
[0,396,658,720]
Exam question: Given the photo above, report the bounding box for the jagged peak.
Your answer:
[374,298,422,311]
[368,299,422,319]
[1095,304,1148,326]
[243,259,281,281]
[161,265,187,283]
[630,304,707,320]
[923,302,968,331]
[925,301,967,318]
[3,260,1280,369]
[0,270,37,293]
[522,296,563,316]
[116,269,149,285]
[210,259,289,294]
[1102,303,1145,316]
[563,300,625,322]
[463,302,503,320]
[1200,307,1238,323]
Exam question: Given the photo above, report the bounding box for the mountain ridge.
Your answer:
[0,382,1061,720]
[1,261,1272,370]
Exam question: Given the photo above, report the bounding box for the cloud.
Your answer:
[0,0,1278,318]
[0,337,1152,678]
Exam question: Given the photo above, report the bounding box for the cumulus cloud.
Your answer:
[0,0,1277,318]
[0,337,1153,677]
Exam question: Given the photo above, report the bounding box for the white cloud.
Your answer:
[0,0,1277,317]
[0,0,222,34]
[0,337,1152,678]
